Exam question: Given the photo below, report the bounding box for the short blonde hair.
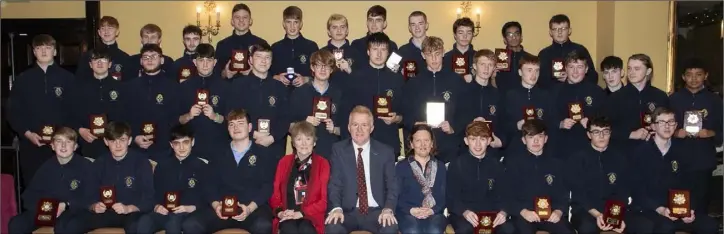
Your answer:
[290,121,317,141]
[421,36,444,54]
[473,49,496,64]
[52,126,78,142]
[327,14,348,30]
[348,105,374,125]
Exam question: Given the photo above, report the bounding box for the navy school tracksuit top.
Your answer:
[84,150,154,212]
[669,88,723,171]
[447,151,509,216]
[22,155,92,213]
[567,145,630,215]
[603,84,669,154]
[288,82,343,159]
[180,73,230,159]
[153,153,209,208]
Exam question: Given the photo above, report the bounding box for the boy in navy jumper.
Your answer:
[178,43,229,160]
[495,21,534,94]
[320,14,357,87]
[136,125,209,234]
[567,117,628,234]
[447,121,516,234]
[627,107,718,234]
[397,11,428,81]
[8,34,75,188]
[215,3,268,79]
[75,16,130,80]
[506,119,573,234]
[172,25,202,83]
[537,14,597,89]
[600,56,624,95]
[350,5,398,62]
[67,121,154,233]
[122,24,175,82]
[442,17,476,82]
[181,109,274,234]
[270,6,319,90]
[8,127,92,234]
[670,58,723,214]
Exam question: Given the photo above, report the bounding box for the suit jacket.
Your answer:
[270,154,329,234]
[328,138,399,212]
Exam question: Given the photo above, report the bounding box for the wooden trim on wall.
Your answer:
[85,1,100,50]
[666,1,677,93]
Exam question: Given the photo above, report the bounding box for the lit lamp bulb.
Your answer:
[475,8,481,24]
[215,6,221,26]
[196,6,201,24]
[456,8,462,19]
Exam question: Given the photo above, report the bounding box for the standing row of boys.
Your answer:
[7,3,722,234]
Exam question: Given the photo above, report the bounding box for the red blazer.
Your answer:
[270,154,329,234]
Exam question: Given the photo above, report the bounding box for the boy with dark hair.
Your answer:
[443,17,476,82]
[73,48,127,159]
[627,107,718,234]
[506,119,573,234]
[537,14,598,89]
[669,58,722,215]
[600,56,624,95]
[136,125,208,234]
[403,36,467,163]
[447,121,516,234]
[181,109,275,233]
[178,43,228,160]
[343,32,405,157]
[174,25,203,83]
[122,24,175,82]
[215,3,268,79]
[567,117,629,234]
[125,44,183,160]
[76,16,131,80]
[271,6,319,90]
[553,51,607,159]
[495,21,534,94]
[65,121,154,233]
[8,127,93,234]
[228,43,290,162]
[350,5,399,61]
[8,34,76,187]
[397,11,428,81]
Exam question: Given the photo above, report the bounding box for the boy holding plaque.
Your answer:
[537,14,597,90]
[553,51,606,159]
[73,49,127,159]
[402,36,467,163]
[567,117,629,234]
[122,24,175,82]
[125,44,183,160]
[289,50,343,158]
[67,122,154,233]
[75,16,130,80]
[350,5,399,62]
[628,107,718,234]
[442,17,476,82]
[8,34,75,188]
[495,21,534,94]
[172,25,202,83]
[319,14,357,87]
[397,11,429,81]
[342,32,405,157]
[270,6,319,90]
[8,127,92,234]
[447,122,516,234]
[136,125,208,234]
[181,109,274,234]
[670,58,722,215]
[178,43,229,160]
[214,3,268,79]
[506,120,573,234]
[228,43,289,161]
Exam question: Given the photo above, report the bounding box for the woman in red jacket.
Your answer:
[270,121,330,234]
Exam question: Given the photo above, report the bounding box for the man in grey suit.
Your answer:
[325,105,399,234]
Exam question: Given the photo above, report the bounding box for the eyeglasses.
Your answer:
[588,129,612,136]
[550,27,569,32]
[655,120,677,126]
[313,64,332,71]
[141,54,160,60]
[505,32,521,37]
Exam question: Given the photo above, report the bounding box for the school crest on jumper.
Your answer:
[537,108,544,118]
[607,172,617,184]
[188,178,197,188]
[54,87,63,97]
[299,55,307,64]
[671,160,678,172]
[442,91,451,102]
[545,174,554,185]
[248,155,257,166]
[268,96,276,107]
[488,178,495,190]
[648,102,656,112]
[386,89,394,97]
[211,95,220,106]
[489,105,497,116]
[331,103,337,114]
[585,96,593,106]
[114,64,123,72]
[109,90,118,101]
[125,176,134,188]
[70,179,79,190]
[156,94,164,104]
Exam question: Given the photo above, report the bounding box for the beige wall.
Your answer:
[1,1,85,19]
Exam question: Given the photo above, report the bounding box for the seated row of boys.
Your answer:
[9,105,718,234]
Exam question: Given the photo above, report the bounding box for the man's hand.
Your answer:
[252,130,270,140]
[560,118,575,130]
[92,202,106,214]
[306,116,321,126]
[463,74,473,83]
[189,104,203,118]
[325,209,344,225]
[232,203,250,221]
[493,211,507,228]
[213,202,228,220]
[378,113,399,125]
[112,203,127,214]
[154,205,169,215]
[463,210,479,227]
[595,214,613,231]
[202,104,215,119]
[172,205,197,214]
[612,221,626,233]
[292,74,306,87]
[682,210,696,224]
[222,61,239,79]
[378,208,397,227]
[629,128,651,140]
[324,119,336,134]
[675,129,689,138]
[547,210,563,223]
[255,135,274,147]
[440,121,454,134]
[134,135,153,149]
[56,202,67,217]
[656,206,678,221]
[78,128,98,143]
[520,209,540,223]
[24,131,44,147]
[697,129,715,138]
[274,73,292,86]
[580,117,589,129]
[517,119,525,130]
[337,59,352,74]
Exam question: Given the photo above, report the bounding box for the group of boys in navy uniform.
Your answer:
[7,3,721,234]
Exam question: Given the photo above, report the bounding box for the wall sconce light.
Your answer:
[456,1,482,37]
[196,1,221,43]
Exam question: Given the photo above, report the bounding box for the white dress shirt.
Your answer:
[353,140,379,208]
